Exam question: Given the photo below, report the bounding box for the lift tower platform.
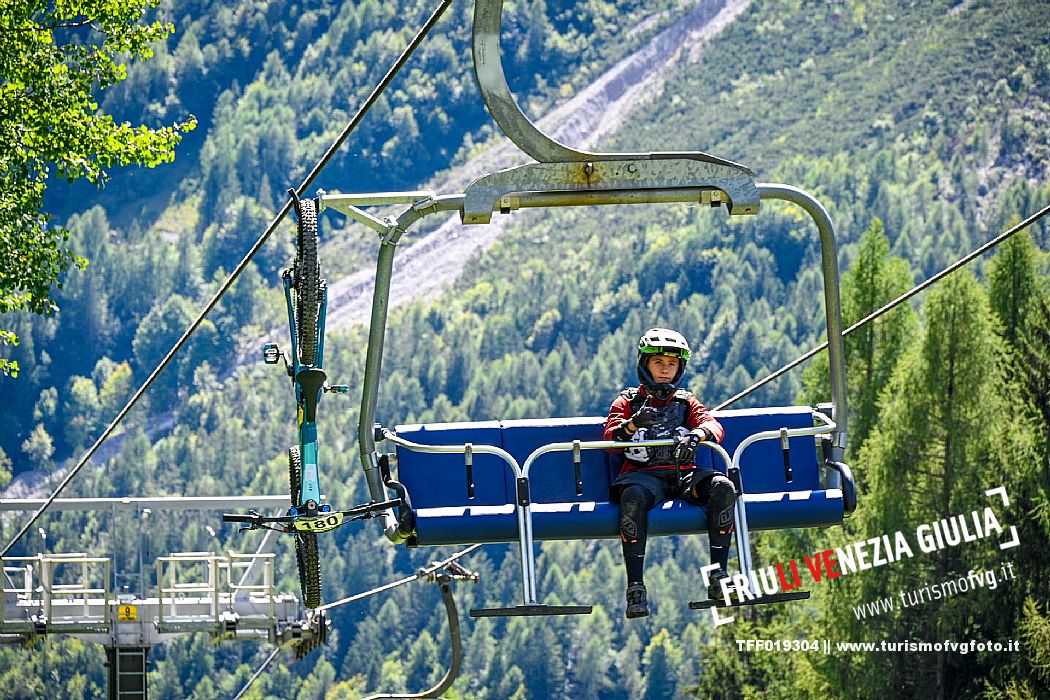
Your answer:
[0,496,327,699]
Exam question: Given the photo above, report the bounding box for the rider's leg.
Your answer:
[687,473,736,573]
[620,484,656,584]
[619,484,657,618]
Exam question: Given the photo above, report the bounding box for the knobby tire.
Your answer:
[294,199,321,366]
[289,446,322,608]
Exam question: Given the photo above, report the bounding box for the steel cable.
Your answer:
[231,645,281,700]
[715,201,1050,411]
[232,544,482,699]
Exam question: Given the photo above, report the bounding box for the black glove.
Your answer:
[630,402,665,429]
[673,432,702,464]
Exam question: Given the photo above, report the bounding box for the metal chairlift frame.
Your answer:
[315,0,849,613]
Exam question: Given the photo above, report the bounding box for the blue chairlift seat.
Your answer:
[392,406,849,547]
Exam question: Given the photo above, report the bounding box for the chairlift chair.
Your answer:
[315,0,855,617]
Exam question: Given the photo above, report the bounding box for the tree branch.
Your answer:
[2,16,96,32]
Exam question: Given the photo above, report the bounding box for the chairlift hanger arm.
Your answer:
[472,0,752,170]
[469,0,760,223]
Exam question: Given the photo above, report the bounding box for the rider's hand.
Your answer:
[630,402,664,429]
[673,432,702,464]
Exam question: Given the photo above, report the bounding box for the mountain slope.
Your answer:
[322,0,751,330]
[2,0,1049,697]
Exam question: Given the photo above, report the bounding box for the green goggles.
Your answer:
[639,345,690,361]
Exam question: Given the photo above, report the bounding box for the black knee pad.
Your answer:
[707,475,735,506]
[619,485,654,550]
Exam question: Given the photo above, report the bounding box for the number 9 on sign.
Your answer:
[293,513,344,533]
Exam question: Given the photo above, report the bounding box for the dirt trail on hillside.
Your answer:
[322,0,750,330]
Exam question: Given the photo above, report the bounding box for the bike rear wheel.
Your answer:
[294,198,321,366]
[289,446,322,608]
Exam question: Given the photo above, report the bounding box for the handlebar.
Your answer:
[222,498,403,530]
[342,498,402,516]
[221,513,264,524]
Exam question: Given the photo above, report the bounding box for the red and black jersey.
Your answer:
[603,386,723,474]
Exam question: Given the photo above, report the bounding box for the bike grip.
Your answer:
[222,513,256,523]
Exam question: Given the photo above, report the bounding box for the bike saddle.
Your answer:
[298,367,327,423]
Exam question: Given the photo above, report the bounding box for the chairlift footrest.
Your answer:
[469,604,592,618]
[688,590,811,609]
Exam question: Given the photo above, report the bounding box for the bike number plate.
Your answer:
[293,513,344,533]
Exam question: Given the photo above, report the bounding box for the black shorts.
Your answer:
[610,467,721,505]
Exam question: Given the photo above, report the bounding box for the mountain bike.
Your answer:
[223,192,398,608]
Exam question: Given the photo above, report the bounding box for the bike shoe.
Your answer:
[625,582,649,619]
[707,569,735,601]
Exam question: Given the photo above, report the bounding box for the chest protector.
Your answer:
[621,388,693,466]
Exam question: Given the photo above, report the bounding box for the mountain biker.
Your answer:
[604,328,736,618]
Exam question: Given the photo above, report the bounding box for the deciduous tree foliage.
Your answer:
[0,0,194,376]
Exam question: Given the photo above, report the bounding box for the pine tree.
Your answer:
[821,271,1032,699]
[1016,291,1050,471]
[801,217,916,450]
[642,628,682,700]
[979,283,1050,695]
[988,227,1040,346]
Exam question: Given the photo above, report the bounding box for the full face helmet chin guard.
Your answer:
[636,328,691,400]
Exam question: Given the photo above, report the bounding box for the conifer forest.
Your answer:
[1,0,1049,697]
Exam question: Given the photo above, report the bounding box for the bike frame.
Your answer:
[281,271,329,513]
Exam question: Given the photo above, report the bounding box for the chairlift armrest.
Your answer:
[824,461,856,515]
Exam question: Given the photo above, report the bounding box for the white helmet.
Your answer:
[636,328,690,400]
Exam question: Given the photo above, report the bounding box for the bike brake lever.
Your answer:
[237,510,271,532]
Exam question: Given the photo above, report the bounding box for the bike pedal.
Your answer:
[263,343,282,364]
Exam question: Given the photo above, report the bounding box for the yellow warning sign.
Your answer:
[118,605,138,621]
